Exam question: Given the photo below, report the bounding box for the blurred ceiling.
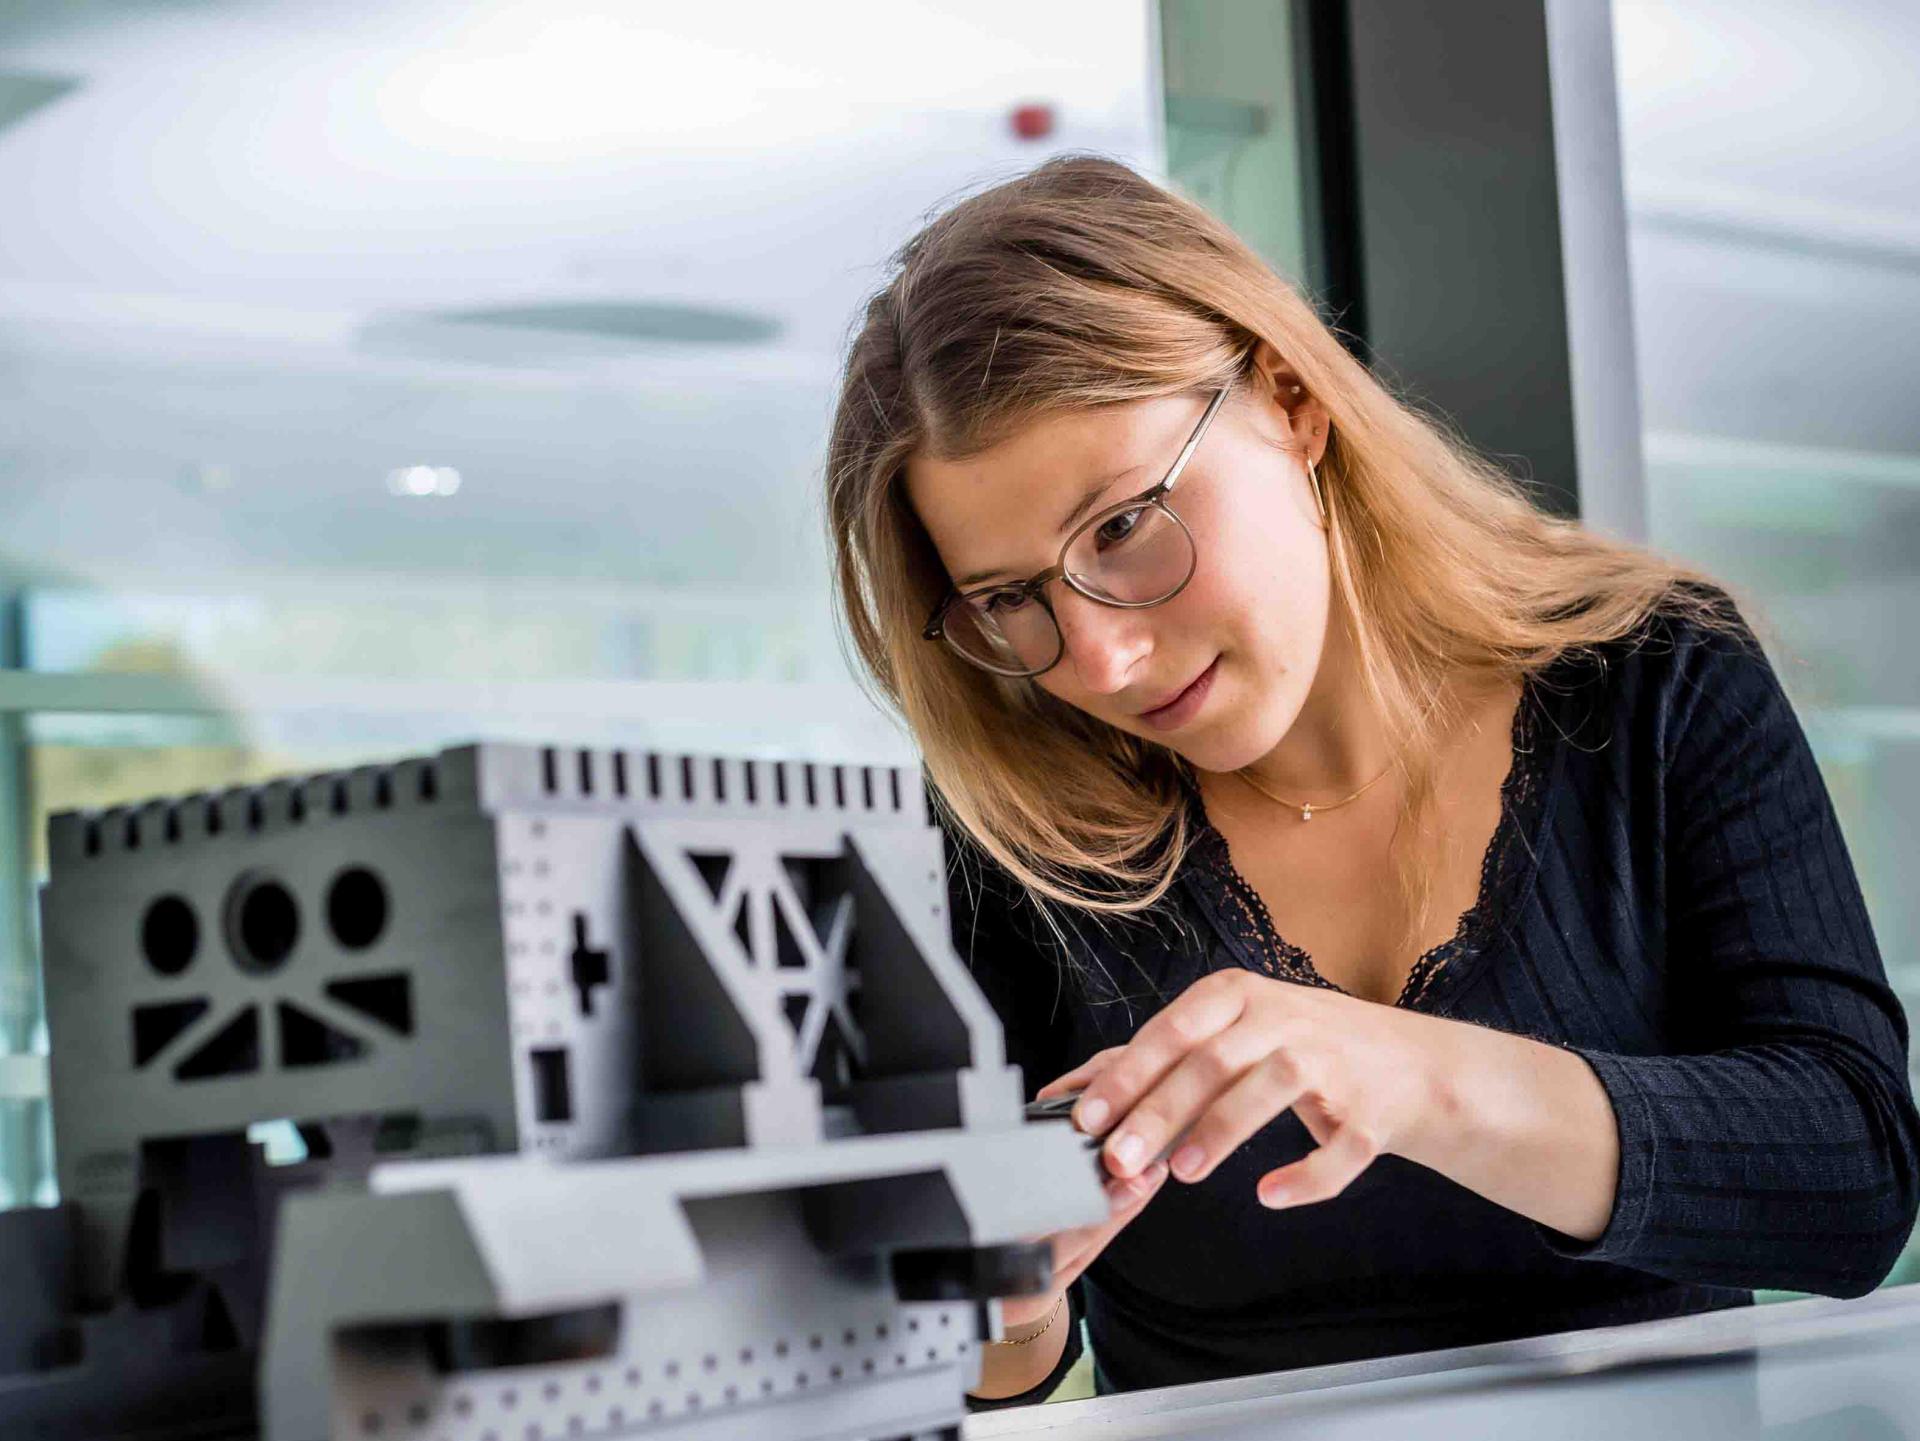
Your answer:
[0,0,1158,591]
[0,0,1915,602]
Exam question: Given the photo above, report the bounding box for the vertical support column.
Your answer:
[1311,0,1645,532]
[0,589,51,1206]
[1543,0,1649,542]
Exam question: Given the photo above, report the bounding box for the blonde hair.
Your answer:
[825,154,1748,953]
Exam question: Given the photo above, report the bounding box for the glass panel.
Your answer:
[22,585,843,684]
[1158,0,1314,288]
[1614,0,1920,1288]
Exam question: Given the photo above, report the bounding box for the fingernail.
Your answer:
[1260,1181,1290,1208]
[1170,1144,1205,1180]
[1075,1098,1109,1134]
[1110,1132,1145,1171]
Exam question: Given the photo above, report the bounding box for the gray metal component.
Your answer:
[264,1126,1102,1441]
[39,750,521,1302]
[5,741,1103,1441]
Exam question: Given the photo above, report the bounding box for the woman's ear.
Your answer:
[1249,339,1330,467]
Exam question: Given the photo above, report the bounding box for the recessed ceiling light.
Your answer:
[386,465,462,497]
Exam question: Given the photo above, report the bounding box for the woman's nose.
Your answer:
[1052,590,1152,696]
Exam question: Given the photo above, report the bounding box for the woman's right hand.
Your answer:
[1002,1050,1171,1329]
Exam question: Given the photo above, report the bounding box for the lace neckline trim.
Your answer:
[1180,673,1551,1011]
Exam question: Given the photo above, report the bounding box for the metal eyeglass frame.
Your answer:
[921,380,1234,678]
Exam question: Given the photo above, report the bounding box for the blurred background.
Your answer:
[0,0,1914,1302]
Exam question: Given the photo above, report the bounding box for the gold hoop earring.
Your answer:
[1307,457,1328,528]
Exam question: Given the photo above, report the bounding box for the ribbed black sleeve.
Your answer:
[1541,617,1920,1294]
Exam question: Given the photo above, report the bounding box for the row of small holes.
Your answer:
[82,766,435,856]
[365,1321,967,1436]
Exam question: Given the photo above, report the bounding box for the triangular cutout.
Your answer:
[773,897,812,971]
[324,972,414,1035]
[732,902,753,964]
[688,851,732,903]
[131,998,210,1067]
[781,991,811,1038]
[780,856,817,906]
[174,1006,260,1081]
[780,857,840,946]
[279,1002,369,1068]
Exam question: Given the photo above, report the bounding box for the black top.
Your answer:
[948,599,1920,1403]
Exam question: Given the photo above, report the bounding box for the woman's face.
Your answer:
[905,359,1332,776]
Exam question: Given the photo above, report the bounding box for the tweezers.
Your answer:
[1024,1086,1187,1164]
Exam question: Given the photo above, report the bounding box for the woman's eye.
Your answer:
[1095,507,1144,549]
[978,589,1030,616]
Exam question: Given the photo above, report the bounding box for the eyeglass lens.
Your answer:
[941,500,1195,675]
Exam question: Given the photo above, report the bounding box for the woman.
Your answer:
[823,155,1919,1405]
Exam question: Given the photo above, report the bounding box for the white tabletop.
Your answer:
[968,1284,1920,1440]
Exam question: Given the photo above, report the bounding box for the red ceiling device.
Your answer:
[1010,102,1056,141]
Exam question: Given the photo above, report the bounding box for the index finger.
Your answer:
[1036,1045,1126,1100]
[1071,973,1249,1136]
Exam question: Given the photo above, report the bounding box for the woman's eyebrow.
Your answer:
[1055,464,1148,534]
[952,463,1148,589]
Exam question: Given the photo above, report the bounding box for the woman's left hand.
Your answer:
[1041,968,1446,1209]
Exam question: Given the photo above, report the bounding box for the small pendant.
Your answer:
[1300,805,1314,822]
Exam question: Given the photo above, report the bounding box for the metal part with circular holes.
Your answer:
[140,894,199,976]
[326,866,390,951]
[224,871,300,974]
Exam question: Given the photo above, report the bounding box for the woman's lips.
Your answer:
[1136,657,1219,732]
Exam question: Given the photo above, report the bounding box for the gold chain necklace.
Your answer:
[1233,759,1394,822]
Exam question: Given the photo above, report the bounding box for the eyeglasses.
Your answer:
[922,382,1232,678]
